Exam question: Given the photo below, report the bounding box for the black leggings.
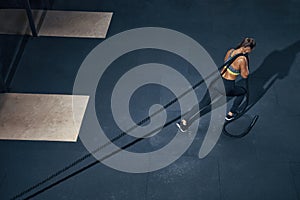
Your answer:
[183,77,246,123]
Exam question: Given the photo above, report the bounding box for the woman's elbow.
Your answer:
[241,73,249,79]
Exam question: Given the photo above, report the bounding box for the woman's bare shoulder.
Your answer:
[237,55,248,65]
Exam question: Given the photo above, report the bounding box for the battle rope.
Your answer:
[11,52,257,199]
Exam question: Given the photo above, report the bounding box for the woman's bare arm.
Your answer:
[239,57,249,78]
[224,49,232,62]
[221,49,233,74]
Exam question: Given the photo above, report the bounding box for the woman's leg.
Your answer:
[177,78,224,131]
[177,89,214,132]
[182,89,212,122]
[227,86,247,114]
[182,81,223,125]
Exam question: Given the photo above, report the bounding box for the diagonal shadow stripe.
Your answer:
[10,53,245,199]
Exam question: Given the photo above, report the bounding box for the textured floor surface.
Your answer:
[0,0,300,199]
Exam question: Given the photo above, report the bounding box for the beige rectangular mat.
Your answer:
[39,10,113,38]
[0,93,89,142]
[0,9,112,38]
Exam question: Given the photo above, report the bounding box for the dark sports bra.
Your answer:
[224,49,240,75]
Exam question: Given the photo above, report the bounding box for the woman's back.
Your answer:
[222,48,249,80]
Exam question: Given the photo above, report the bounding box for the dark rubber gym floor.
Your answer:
[1,0,300,199]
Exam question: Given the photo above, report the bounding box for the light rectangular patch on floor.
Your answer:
[0,93,89,142]
[38,10,113,38]
[0,9,113,38]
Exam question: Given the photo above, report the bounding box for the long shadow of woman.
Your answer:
[240,40,300,112]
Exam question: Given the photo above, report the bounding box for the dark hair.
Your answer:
[236,37,256,49]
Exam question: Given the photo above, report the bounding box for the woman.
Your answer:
[177,37,256,132]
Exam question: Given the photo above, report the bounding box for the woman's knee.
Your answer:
[235,86,247,95]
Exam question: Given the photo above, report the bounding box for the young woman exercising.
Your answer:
[177,38,256,132]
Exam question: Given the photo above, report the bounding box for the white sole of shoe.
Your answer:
[225,117,234,121]
[176,123,187,133]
